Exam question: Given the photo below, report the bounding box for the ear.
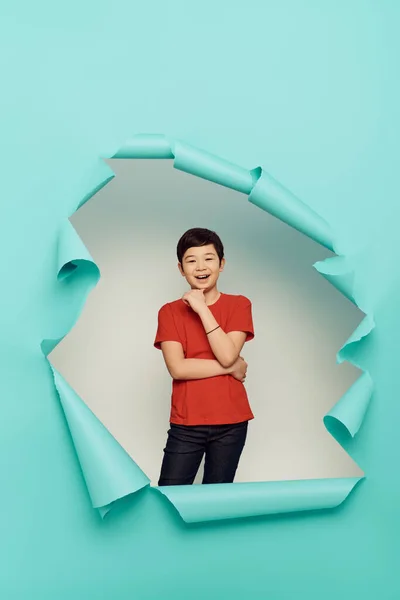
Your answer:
[219,258,226,272]
[178,262,185,276]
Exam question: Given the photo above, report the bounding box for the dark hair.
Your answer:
[177,228,224,264]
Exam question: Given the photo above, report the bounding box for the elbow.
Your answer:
[220,354,238,369]
[169,364,182,380]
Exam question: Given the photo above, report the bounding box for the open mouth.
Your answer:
[195,274,210,280]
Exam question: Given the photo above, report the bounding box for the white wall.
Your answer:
[49,159,363,484]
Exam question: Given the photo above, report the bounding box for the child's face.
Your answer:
[178,244,225,291]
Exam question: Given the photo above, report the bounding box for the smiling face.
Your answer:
[178,244,225,291]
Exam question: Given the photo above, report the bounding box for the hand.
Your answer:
[230,356,248,383]
[182,289,207,314]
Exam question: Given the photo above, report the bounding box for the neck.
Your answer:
[203,286,220,306]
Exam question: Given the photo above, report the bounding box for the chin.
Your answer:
[192,283,208,290]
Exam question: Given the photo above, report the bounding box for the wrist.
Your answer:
[197,304,210,317]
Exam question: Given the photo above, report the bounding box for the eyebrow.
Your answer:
[185,252,216,259]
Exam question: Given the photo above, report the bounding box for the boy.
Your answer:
[154,227,254,486]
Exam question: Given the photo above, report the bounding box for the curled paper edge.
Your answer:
[53,368,150,517]
[155,477,363,524]
[44,210,150,517]
[43,133,373,522]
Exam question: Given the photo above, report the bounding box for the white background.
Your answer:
[49,159,363,484]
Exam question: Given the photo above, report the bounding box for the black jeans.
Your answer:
[158,421,248,486]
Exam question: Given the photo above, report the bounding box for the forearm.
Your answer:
[173,358,233,380]
[197,306,238,368]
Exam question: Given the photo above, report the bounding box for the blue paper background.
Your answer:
[48,137,371,522]
[1,1,398,598]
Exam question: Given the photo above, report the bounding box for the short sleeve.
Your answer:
[154,303,182,349]
[225,295,254,342]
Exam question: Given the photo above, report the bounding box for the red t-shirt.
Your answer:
[154,293,255,426]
